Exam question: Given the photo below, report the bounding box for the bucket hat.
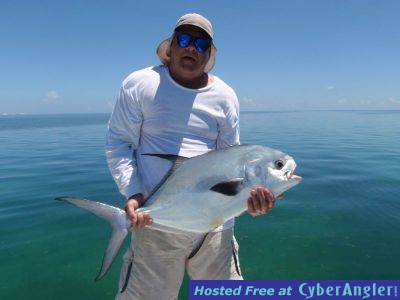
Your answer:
[156,13,216,72]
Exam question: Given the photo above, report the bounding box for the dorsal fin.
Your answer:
[142,154,187,174]
[141,154,189,202]
[210,178,245,196]
[142,153,181,162]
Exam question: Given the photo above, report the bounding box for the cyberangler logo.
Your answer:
[299,282,398,299]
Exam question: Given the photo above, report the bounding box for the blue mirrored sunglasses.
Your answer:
[176,33,211,53]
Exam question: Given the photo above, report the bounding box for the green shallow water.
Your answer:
[0,111,399,299]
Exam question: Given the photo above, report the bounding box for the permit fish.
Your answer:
[55,144,301,281]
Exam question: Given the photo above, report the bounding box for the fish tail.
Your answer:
[55,196,129,281]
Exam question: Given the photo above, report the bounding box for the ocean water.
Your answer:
[0,111,399,299]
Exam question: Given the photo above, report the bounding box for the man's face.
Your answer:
[169,25,211,78]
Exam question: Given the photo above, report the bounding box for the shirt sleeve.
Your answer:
[216,92,240,149]
[105,83,143,199]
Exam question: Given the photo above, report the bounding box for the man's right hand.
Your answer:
[125,193,153,231]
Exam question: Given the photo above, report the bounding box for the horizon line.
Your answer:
[2,109,400,116]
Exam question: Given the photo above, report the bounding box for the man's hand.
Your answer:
[125,193,153,231]
[247,187,280,216]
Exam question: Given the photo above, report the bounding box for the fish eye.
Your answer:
[274,160,284,170]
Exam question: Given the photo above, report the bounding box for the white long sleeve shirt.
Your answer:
[106,65,240,229]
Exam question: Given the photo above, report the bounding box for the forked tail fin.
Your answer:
[55,196,129,281]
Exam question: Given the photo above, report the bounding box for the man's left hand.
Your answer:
[247,187,279,216]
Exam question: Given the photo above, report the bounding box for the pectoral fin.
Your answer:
[210,178,245,196]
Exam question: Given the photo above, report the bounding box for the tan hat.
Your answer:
[156,13,216,73]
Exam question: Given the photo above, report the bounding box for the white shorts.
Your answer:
[116,227,243,300]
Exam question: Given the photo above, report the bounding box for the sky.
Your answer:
[1,0,399,114]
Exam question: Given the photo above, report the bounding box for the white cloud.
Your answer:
[327,86,335,90]
[241,97,254,105]
[42,90,61,103]
[388,97,400,105]
[332,96,400,109]
[360,99,372,105]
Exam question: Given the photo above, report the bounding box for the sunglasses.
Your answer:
[175,33,211,53]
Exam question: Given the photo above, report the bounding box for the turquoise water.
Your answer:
[0,111,399,299]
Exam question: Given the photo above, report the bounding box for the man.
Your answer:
[106,13,276,300]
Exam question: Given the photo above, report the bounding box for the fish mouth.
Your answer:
[290,174,302,181]
[284,171,302,181]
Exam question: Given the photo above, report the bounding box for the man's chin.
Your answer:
[178,62,200,74]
